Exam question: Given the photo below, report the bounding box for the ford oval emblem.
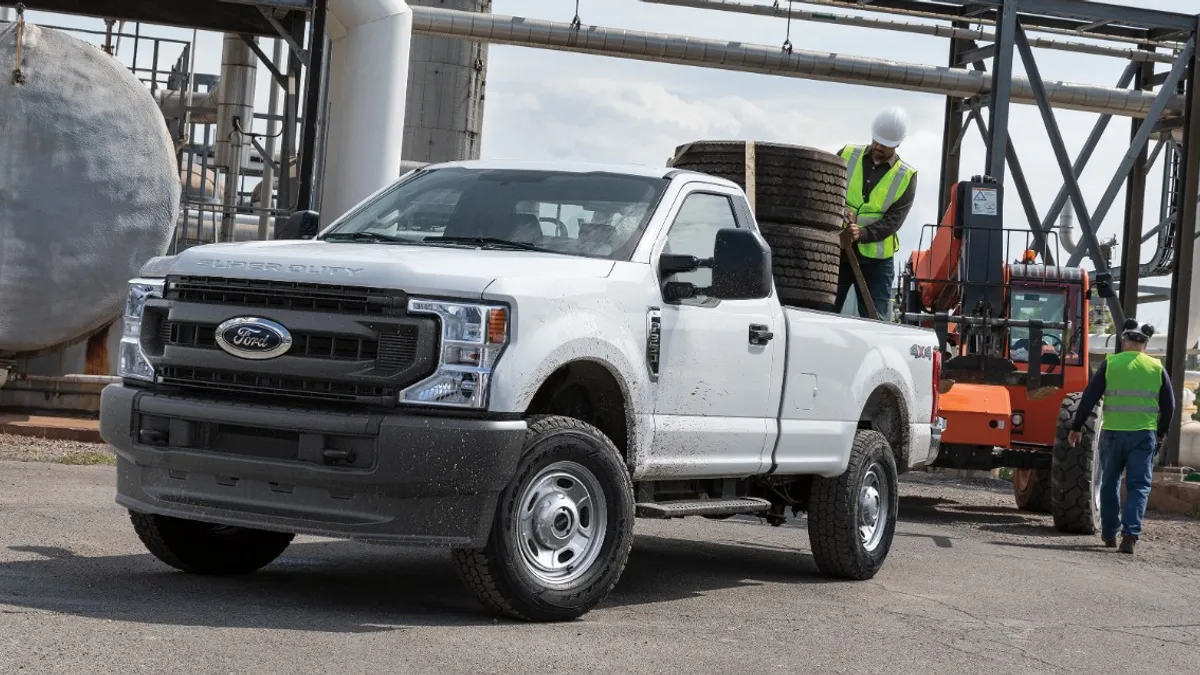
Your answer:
[214,317,293,360]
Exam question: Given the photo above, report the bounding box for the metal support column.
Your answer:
[295,0,328,211]
[1119,47,1155,325]
[938,22,970,216]
[277,12,304,217]
[984,0,1018,183]
[1164,21,1200,469]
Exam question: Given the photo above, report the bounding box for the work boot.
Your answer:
[1118,535,1138,554]
[1102,537,1117,548]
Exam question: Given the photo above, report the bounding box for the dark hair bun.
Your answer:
[1123,318,1140,331]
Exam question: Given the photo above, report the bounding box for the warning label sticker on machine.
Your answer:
[971,187,998,216]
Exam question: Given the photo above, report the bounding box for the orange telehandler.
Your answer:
[899,176,1104,534]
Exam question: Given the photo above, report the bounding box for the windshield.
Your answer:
[1009,289,1068,364]
[321,167,669,260]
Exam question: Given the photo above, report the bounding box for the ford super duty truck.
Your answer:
[101,159,944,622]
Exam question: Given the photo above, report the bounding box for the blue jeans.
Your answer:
[1098,430,1157,539]
[835,254,894,320]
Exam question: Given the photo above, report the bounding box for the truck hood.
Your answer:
[140,240,617,299]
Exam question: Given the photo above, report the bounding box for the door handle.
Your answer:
[749,324,774,346]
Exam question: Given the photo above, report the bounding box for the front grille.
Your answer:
[159,321,406,363]
[158,366,398,405]
[150,278,437,407]
[168,276,405,315]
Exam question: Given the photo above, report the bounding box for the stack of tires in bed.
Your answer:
[669,141,846,312]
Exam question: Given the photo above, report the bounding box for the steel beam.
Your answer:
[938,24,971,217]
[1001,0,1195,33]
[984,0,1018,183]
[1164,21,1200,469]
[1036,62,1137,241]
[277,14,303,215]
[1012,23,1123,322]
[1119,49,1154,324]
[1065,37,1196,268]
[295,0,328,211]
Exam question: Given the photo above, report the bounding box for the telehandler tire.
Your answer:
[1012,467,1052,513]
[1051,393,1103,534]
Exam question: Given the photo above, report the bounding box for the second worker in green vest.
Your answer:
[834,107,918,320]
[1069,319,1174,555]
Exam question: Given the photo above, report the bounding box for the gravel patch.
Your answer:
[0,433,114,465]
[900,470,1200,568]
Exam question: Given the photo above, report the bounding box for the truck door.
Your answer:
[645,187,783,478]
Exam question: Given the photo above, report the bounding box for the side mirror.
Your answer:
[711,228,772,300]
[274,210,321,240]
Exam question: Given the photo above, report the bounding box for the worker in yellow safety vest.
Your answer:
[834,107,918,320]
[1069,319,1175,555]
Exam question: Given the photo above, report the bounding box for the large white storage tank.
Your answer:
[0,22,180,361]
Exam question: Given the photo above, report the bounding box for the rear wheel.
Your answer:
[807,430,898,580]
[1051,393,1102,534]
[452,416,635,622]
[130,512,294,575]
[1012,467,1052,513]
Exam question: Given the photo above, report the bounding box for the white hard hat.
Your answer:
[871,107,910,148]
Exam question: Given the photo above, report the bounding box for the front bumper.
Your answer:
[100,384,526,547]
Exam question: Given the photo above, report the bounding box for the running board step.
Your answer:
[635,497,771,519]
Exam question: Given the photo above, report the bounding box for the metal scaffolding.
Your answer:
[407,0,1200,466]
[14,0,329,230]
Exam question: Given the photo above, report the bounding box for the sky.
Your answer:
[16,0,1199,324]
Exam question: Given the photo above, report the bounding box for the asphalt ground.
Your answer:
[0,452,1197,675]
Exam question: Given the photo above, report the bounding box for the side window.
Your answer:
[661,192,740,291]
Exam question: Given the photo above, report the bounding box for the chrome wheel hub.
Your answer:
[515,461,608,585]
[858,462,890,553]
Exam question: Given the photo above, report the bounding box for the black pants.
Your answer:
[834,254,895,319]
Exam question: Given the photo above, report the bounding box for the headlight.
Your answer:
[1011,412,1025,427]
[401,298,509,408]
[118,278,164,382]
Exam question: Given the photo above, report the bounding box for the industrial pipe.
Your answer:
[323,0,413,222]
[408,7,1183,119]
[642,0,1177,64]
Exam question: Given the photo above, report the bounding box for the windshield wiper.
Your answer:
[432,236,554,253]
[323,231,412,243]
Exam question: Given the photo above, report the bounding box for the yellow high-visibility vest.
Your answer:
[1102,351,1164,432]
[840,144,916,259]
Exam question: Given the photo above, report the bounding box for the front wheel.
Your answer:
[452,416,635,622]
[130,512,294,575]
[807,429,899,580]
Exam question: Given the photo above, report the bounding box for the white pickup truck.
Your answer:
[101,159,943,622]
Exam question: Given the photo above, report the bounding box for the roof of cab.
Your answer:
[420,158,741,190]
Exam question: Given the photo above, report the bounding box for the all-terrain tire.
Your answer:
[129,511,295,575]
[669,140,848,231]
[1012,468,1052,513]
[759,222,840,311]
[451,415,635,622]
[807,429,898,580]
[1051,393,1102,534]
